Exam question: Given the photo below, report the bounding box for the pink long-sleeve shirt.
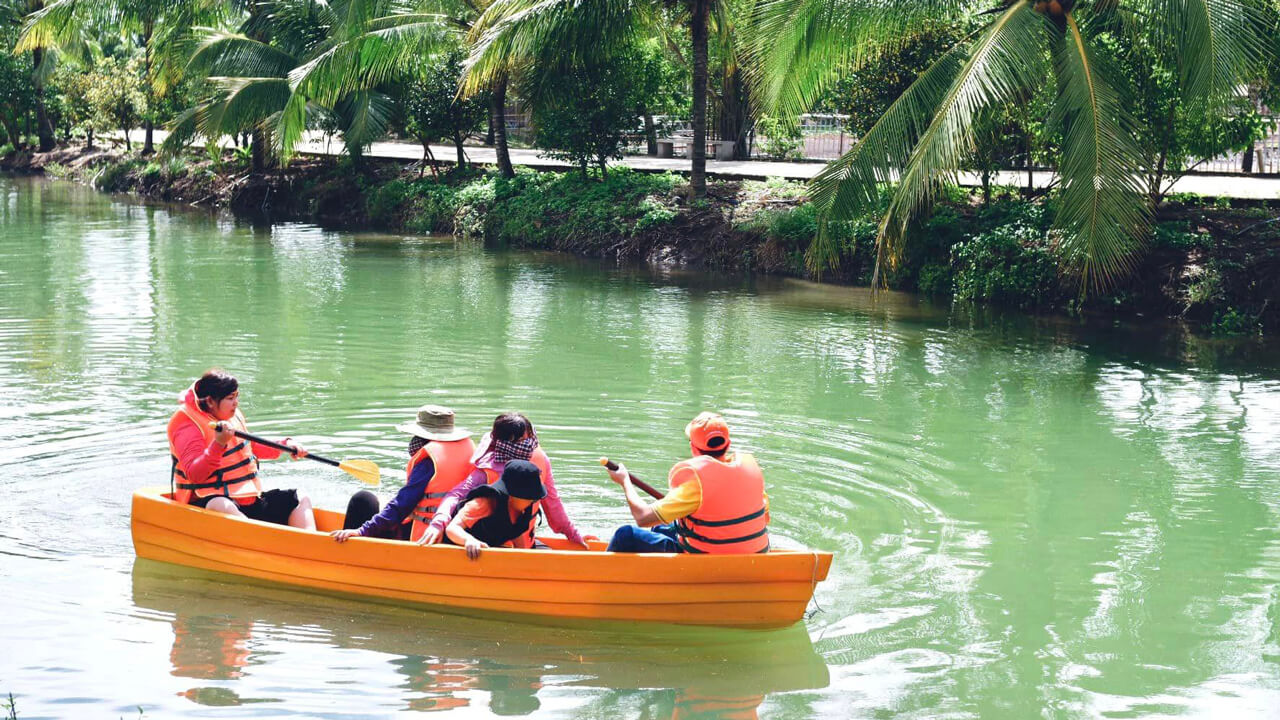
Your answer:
[428,439,584,545]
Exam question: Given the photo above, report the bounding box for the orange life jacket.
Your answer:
[670,452,770,554]
[481,447,550,546]
[169,620,252,681]
[166,388,261,505]
[404,437,477,542]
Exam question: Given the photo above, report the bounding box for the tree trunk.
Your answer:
[485,114,495,145]
[689,0,710,197]
[1242,139,1255,173]
[251,131,266,172]
[1025,133,1033,195]
[643,110,657,155]
[86,128,93,150]
[142,25,155,155]
[598,156,608,180]
[455,133,466,169]
[490,75,515,178]
[718,66,750,160]
[32,48,56,152]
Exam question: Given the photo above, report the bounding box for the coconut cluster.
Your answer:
[1032,0,1072,17]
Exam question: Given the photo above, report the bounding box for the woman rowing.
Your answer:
[166,369,316,529]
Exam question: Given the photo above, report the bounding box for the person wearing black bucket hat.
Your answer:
[445,460,547,560]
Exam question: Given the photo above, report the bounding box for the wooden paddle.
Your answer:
[599,457,663,500]
[214,423,382,485]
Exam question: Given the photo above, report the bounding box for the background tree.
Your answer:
[465,0,735,197]
[398,45,488,174]
[754,0,1275,291]
[0,25,35,147]
[527,49,644,179]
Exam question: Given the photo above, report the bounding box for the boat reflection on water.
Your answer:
[131,559,829,717]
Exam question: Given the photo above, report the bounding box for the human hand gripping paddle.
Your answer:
[598,457,663,500]
[213,422,383,486]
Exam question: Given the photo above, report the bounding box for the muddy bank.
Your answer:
[5,144,1278,336]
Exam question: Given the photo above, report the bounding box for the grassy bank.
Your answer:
[8,144,1279,335]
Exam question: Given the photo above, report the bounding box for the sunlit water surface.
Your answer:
[1,176,1278,719]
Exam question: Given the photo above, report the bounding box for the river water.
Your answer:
[0,175,1278,719]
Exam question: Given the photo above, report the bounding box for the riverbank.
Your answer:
[5,144,1278,335]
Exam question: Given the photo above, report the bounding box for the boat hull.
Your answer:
[130,487,832,629]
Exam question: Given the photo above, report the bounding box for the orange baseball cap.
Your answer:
[685,412,730,452]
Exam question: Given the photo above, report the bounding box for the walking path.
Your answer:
[125,129,1280,200]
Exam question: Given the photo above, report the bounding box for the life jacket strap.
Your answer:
[674,522,769,546]
[682,506,767,528]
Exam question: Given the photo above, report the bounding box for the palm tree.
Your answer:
[752,0,1272,290]
[463,0,724,196]
[6,0,60,151]
[166,0,448,170]
[17,0,219,154]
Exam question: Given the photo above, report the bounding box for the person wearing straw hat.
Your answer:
[331,405,475,543]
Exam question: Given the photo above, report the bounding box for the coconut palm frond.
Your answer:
[288,18,454,105]
[1154,0,1271,103]
[188,31,300,79]
[811,2,1048,279]
[1051,13,1150,292]
[14,0,81,54]
[334,88,396,155]
[749,0,968,119]
[200,76,295,139]
[463,0,641,94]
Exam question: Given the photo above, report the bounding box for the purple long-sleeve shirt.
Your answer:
[358,457,435,539]
[428,444,585,545]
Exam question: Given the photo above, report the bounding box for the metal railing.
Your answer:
[498,108,1280,175]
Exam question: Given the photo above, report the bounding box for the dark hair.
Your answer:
[492,412,533,442]
[194,369,238,411]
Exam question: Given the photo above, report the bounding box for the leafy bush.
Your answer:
[1152,220,1212,251]
[917,262,952,296]
[93,159,140,192]
[951,204,1062,308]
[755,115,803,160]
[635,196,677,231]
[43,162,73,179]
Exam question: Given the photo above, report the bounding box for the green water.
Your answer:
[1,175,1278,719]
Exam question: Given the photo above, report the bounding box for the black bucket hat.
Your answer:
[494,459,546,501]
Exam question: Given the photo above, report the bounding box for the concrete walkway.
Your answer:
[127,129,1280,200]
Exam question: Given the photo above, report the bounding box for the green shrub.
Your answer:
[44,162,73,179]
[951,204,1062,308]
[917,262,952,296]
[1211,307,1261,335]
[0,142,14,158]
[366,179,411,223]
[93,159,140,192]
[1152,220,1212,250]
[140,161,163,184]
[163,157,187,181]
[756,116,803,160]
[635,196,677,231]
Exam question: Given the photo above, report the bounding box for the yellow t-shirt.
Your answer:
[652,460,770,524]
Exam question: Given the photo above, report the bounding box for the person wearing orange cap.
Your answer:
[605,412,770,554]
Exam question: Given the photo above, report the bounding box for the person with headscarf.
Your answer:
[418,412,590,548]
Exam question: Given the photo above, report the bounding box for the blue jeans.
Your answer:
[607,523,682,553]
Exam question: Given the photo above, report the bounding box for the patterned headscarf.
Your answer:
[491,436,537,464]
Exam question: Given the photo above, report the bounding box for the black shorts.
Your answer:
[192,488,301,526]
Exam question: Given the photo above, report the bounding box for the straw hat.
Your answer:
[396,404,470,442]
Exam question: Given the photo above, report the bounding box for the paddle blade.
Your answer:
[338,458,382,486]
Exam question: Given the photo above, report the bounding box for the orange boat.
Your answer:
[130,487,833,629]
